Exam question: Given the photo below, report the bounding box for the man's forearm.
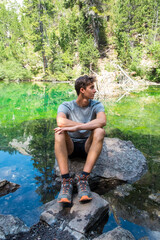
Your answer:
[57,111,106,132]
[76,118,106,131]
[57,117,81,128]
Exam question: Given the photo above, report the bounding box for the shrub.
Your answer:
[0,60,32,81]
[78,36,100,68]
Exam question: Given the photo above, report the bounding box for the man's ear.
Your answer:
[80,87,85,93]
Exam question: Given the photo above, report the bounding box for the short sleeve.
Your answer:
[94,102,105,114]
[57,102,69,116]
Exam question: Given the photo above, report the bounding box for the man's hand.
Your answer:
[54,126,78,134]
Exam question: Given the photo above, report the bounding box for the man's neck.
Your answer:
[76,97,90,107]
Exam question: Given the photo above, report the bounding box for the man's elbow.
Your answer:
[101,120,106,127]
[57,117,64,128]
[98,119,106,128]
[98,113,106,128]
[101,115,107,127]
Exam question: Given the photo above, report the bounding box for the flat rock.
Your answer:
[0,214,29,239]
[41,192,109,239]
[55,137,147,183]
[0,179,20,197]
[93,226,135,240]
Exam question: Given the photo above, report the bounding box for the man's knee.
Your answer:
[55,132,74,153]
[93,128,105,141]
[55,131,66,143]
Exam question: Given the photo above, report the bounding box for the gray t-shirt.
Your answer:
[57,99,105,142]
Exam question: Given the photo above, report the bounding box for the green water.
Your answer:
[105,86,160,188]
[0,81,75,127]
[102,86,160,238]
[0,82,160,238]
[106,87,160,136]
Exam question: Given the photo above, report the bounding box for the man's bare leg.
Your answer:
[83,128,105,173]
[55,131,74,203]
[76,128,105,202]
[54,131,74,175]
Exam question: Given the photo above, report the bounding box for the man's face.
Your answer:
[82,83,96,99]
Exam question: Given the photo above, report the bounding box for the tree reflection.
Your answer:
[26,118,59,203]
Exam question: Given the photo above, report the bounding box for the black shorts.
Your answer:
[68,139,87,159]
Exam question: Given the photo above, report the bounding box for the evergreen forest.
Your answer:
[0,0,160,82]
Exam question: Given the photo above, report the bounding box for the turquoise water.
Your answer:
[0,82,160,239]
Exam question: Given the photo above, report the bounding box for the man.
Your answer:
[54,75,106,203]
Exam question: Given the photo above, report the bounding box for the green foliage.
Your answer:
[147,67,160,82]
[146,42,160,82]
[149,42,160,61]
[0,2,24,65]
[63,0,77,9]
[0,60,32,81]
[78,36,100,67]
[111,0,160,76]
[1,0,160,81]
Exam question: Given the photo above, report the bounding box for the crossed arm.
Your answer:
[54,112,106,134]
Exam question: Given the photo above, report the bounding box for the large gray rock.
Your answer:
[149,230,160,240]
[93,226,135,240]
[41,192,109,240]
[92,138,147,182]
[0,214,29,239]
[0,180,20,197]
[55,137,147,183]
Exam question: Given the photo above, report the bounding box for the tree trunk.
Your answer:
[39,1,48,73]
[154,5,159,43]
[89,0,100,48]
[91,13,99,47]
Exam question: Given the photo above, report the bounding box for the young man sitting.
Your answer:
[54,75,106,203]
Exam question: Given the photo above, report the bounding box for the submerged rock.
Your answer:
[41,192,109,239]
[0,179,20,197]
[9,136,32,156]
[113,184,135,197]
[0,214,29,239]
[55,137,147,183]
[93,226,135,240]
[149,193,160,204]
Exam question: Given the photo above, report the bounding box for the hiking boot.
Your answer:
[57,178,73,203]
[76,174,92,202]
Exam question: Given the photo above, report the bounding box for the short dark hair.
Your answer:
[75,75,96,95]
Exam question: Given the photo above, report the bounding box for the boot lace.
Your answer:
[62,178,72,194]
[78,175,88,191]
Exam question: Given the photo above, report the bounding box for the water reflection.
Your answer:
[0,82,75,226]
[0,118,59,226]
[27,119,58,203]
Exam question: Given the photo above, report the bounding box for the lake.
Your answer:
[0,81,160,239]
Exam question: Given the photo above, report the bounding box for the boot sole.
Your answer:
[79,195,92,202]
[58,198,71,203]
